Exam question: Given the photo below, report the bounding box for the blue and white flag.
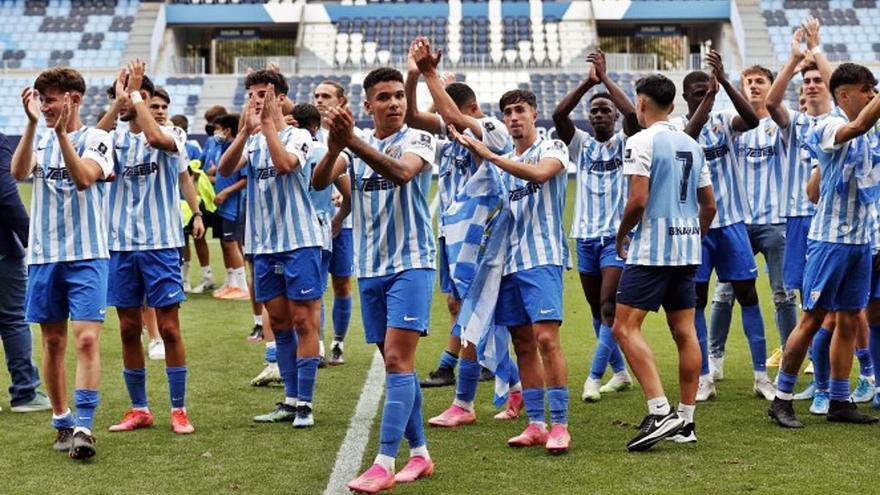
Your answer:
[442,164,515,406]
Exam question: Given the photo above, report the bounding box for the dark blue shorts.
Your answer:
[253,247,323,303]
[783,215,811,291]
[108,249,185,309]
[329,228,353,277]
[617,264,698,312]
[576,236,625,276]
[26,259,109,323]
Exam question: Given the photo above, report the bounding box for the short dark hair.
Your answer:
[742,65,774,83]
[245,69,289,96]
[34,67,86,95]
[106,74,156,99]
[589,92,614,104]
[682,70,710,93]
[829,62,877,101]
[213,114,239,137]
[636,74,676,107]
[170,114,188,130]
[445,82,477,108]
[205,105,227,123]
[800,61,820,78]
[498,89,536,111]
[292,103,322,131]
[153,87,170,104]
[363,67,404,92]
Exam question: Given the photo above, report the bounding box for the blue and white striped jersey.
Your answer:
[306,137,333,251]
[806,116,878,245]
[737,116,788,225]
[673,111,749,228]
[244,126,322,255]
[501,137,569,275]
[437,116,512,237]
[27,126,113,265]
[106,126,188,251]
[624,121,712,266]
[317,126,353,230]
[569,128,628,239]
[346,125,436,278]
[782,111,828,217]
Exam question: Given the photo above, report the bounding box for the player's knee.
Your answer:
[446,295,461,317]
[332,276,351,297]
[75,331,99,356]
[534,330,560,354]
[599,299,616,324]
[383,351,406,373]
[43,333,66,355]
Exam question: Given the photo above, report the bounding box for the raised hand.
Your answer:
[260,84,277,125]
[326,106,355,149]
[586,50,606,82]
[413,36,442,75]
[448,124,491,160]
[54,92,73,134]
[241,97,260,135]
[791,28,807,60]
[439,71,456,88]
[114,67,129,103]
[705,50,727,83]
[21,86,39,123]
[407,39,420,75]
[125,58,146,95]
[803,16,821,50]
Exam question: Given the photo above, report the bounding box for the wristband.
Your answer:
[193,211,202,217]
[130,91,143,105]
[810,46,822,56]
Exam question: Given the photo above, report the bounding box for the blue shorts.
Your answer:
[329,228,353,277]
[617,264,697,312]
[576,236,625,276]
[696,222,758,283]
[320,248,332,293]
[802,240,871,311]
[358,268,434,344]
[25,259,109,323]
[108,249,185,309]
[253,247,323,303]
[871,255,880,300]
[783,215,811,291]
[495,265,564,327]
[437,237,461,300]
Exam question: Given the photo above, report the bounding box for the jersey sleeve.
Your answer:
[403,129,437,167]
[480,117,510,154]
[166,127,189,173]
[539,139,568,170]
[622,131,652,177]
[567,128,588,160]
[817,117,847,153]
[697,151,712,188]
[284,128,312,168]
[82,129,113,180]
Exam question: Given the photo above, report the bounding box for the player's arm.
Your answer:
[125,59,177,152]
[96,68,126,132]
[179,169,204,239]
[260,85,301,175]
[331,175,352,238]
[803,16,833,86]
[706,50,759,132]
[552,59,600,144]
[807,166,820,204]
[214,176,246,206]
[592,50,640,136]
[617,175,648,248]
[449,126,563,183]
[11,87,40,180]
[767,29,806,130]
[684,75,719,140]
[832,96,880,145]
[412,37,482,138]
[697,186,717,237]
[55,95,106,190]
[217,104,255,177]
[404,40,443,135]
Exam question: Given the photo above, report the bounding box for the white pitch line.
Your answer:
[323,350,386,495]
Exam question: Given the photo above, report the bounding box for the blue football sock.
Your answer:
[870,325,880,385]
[166,366,187,409]
[591,318,601,338]
[74,389,99,430]
[812,327,832,391]
[547,386,569,425]
[296,357,320,403]
[274,330,298,399]
[378,372,416,457]
[123,368,148,409]
[523,387,545,423]
[606,327,626,373]
[456,358,480,404]
[829,378,850,401]
[777,370,798,395]
[742,304,768,372]
[856,347,873,377]
[52,410,75,430]
[332,296,352,341]
[695,309,710,375]
[264,342,277,363]
[404,372,426,449]
[589,324,622,379]
[437,350,459,371]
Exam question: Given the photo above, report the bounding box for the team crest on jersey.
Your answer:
[765,124,777,134]
[551,140,565,150]
[384,145,402,159]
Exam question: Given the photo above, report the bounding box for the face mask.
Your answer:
[213,132,226,144]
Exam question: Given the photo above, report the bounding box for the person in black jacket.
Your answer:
[0,131,50,413]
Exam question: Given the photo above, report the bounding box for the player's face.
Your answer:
[314,83,343,116]
[149,96,168,125]
[683,81,710,115]
[247,82,284,116]
[588,98,618,136]
[837,82,876,116]
[801,69,828,106]
[741,72,771,104]
[39,88,80,127]
[365,80,406,129]
[501,101,537,139]
[117,90,148,122]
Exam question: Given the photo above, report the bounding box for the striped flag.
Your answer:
[442,164,515,406]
